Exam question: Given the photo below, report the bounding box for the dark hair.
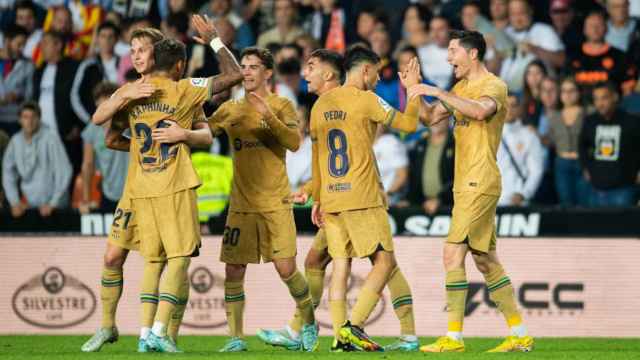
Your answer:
[15,0,37,14]
[240,46,275,70]
[153,38,186,72]
[43,31,65,45]
[277,58,301,76]
[402,3,433,30]
[344,43,380,72]
[279,42,304,59]
[310,48,344,80]
[93,81,119,99]
[98,21,120,38]
[20,100,40,118]
[522,59,548,113]
[593,81,619,95]
[165,11,190,35]
[124,68,140,82]
[449,29,486,60]
[4,24,28,39]
[358,6,388,29]
[585,9,608,22]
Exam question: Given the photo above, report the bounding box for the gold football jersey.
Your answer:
[124,76,210,198]
[450,72,508,196]
[310,86,419,213]
[208,93,298,212]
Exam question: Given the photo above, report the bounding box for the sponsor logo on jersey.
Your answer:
[327,182,351,192]
[233,138,265,151]
[181,266,227,329]
[12,267,97,328]
[190,78,208,88]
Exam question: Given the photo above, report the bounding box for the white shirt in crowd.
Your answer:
[373,133,408,192]
[606,18,637,52]
[418,43,453,89]
[286,135,312,190]
[39,64,58,134]
[500,22,564,92]
[497,120,545,206]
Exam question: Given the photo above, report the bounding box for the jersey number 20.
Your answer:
[328,129,349,177]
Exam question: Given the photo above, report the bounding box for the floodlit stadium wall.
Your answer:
[1,236,638,337]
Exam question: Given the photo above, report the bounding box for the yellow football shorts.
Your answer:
[324,206,393,259]
[447,191,498,253]
[107,194,139,251]
[311,228,328,252]
[132,189,201,262]
[220,209,297,264]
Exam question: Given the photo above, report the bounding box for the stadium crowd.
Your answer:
[0,0,639,220]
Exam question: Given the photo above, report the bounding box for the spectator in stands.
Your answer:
[521,59,548,129]
[606,0,637,52]
[71,22,120,125]
[33,31,83,175]
[621,79,640,114]
[2,101,72,218]
[354,6,384,45]
[406,118,454,214]
[200,0,254,50]
[490,0,509,30]
[549,0,584,60]
[371,27,400,109]
[497,94,545,206]
[374,126,409,207]
[548,76,591,207]
[0,25,34,135]
[78,82,128,214]
[286,114,311,191]
[295,34,320,62]
[37,6,87,63]
[306,0,347,53]
[159,0,189,19]
[418,16,453,90]
[257,0,305,48]
[579,81,640,207]
[394,45,438,113]
[537,76,561,138]
[276,57,305,106]
[14,0,42,60]
[401,3,431,49]
[569,10,637,99]
[500,0,565,92]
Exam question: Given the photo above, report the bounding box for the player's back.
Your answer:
[311,86,387,213]
[210,94,296,213]
[125,76,209,198]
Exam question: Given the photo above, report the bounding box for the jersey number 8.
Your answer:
[328,129,349,177]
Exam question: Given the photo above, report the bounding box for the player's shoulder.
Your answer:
[269,93,295,109]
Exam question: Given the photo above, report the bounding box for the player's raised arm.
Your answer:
[410,83,498,121]
[246,92,300,151]
[92,81,156,125]
[191,14,243,97]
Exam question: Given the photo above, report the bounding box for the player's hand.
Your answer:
[408,83,441,99]
[510,193,525,206]
[10,204,26,218]
[118,82,156,100]
[422,198,440,215]
[311,203,324,227]
[192,14,219,44]
[290,189,309,205]
[398,56,421,88]
[39,204,54,217]
[246,92,271,117]
[152,121,186,143]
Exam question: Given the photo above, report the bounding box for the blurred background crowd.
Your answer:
[1,0,639,221]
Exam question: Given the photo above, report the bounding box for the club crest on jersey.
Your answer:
[190,78,208,88]
[377,96,392,113]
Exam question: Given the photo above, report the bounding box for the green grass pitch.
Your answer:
[1,336,638,359]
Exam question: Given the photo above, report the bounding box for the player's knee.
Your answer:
[225,264,246,282]
[443,246,465,271]
[275,259,296,279]
[104,249,126,268]
[305,249,329,270]
[471,252,492,274]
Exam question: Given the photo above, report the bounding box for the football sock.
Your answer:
[446,268,468,339]
[100,266,123,328]
[350,286,380,328]
[387,266,416,336]
[329,299,347,338]
[167,275,190,342]
[153,257,190,337]
[224,280,245,338]
[140,261,164,330]
[288,268,325,333]
[484,265,526,337]
[283,270,315,325]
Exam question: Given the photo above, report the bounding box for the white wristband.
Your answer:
[209,37,225,53]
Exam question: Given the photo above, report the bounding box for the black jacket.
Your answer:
[579,108,640,190]
[407,132,455,206]
[71,55,120,123]
[33,58,83,140]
